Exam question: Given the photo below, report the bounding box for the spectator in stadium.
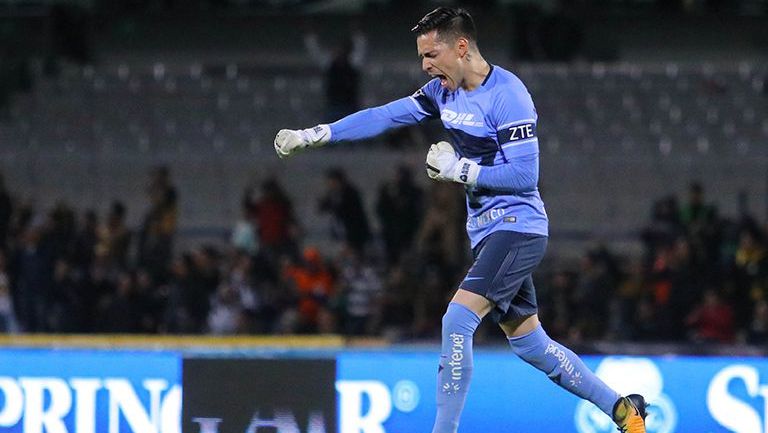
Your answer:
[304,27,366,121]
[73,210,99,274]
[9,201,33,245]
[138,165,178,282]
[207,282,244,335]
[649,237,701,340]
[97,201,131,270]
[187,246,222,331]
[81,255,114,332]
[376,165,424,267]
[47,202,77,262]
[161,247,221,334]
[231,192,259,257]
[685,287,735,344]
[162,254,197,333]
[335,247,384,335]
[732,227,767,329]
[281,246,335,334]
[48,258,84,332]
[274,7,648,433]
[248,178,299,259]
[571,247,619,339]
[608,261,646,342]
[640,195,683,269]
[318,168,371,254]
[208,251,258,334]
[680,182,720,273]
[10,219,54,332]
[734,227,766,286]
[97,270,143,333]
[135,268,163,333]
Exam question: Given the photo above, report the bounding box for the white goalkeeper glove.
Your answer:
[425,141,480,186]
[274,125,331,159]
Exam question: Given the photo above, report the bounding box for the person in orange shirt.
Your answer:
[282,247,335,333]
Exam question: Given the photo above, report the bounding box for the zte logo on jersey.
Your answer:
[441,109,484,127]
[509,124,535,140]
[498,122,537,144]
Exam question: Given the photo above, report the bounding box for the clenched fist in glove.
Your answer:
[425,141,480,186]
[274,125,331,159]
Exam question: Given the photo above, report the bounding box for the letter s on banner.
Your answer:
[706,365,762,433]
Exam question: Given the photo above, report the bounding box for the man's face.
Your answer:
[417,30,466,91]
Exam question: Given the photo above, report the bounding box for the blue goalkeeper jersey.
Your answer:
[328,64,548,247]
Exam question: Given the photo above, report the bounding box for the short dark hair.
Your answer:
[411,7,477,43]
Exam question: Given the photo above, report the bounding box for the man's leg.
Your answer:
[501,313,647,432]
[431,289,491,433]
[501,313,620,415]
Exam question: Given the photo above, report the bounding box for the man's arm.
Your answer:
[425,144,539,194]
[474,153,539,193]
[474,111,541,192]
[275,81,440,158]
[328,96,432,142]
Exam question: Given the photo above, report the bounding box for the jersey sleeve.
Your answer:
[328,79,441,143]
[475,153,539,193]
[491,87,539,158]
[475,85,540,193]
[409,79,442,120]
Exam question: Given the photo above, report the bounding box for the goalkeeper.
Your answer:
[275,7,647,433]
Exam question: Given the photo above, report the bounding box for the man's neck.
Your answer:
[462,56,491,91]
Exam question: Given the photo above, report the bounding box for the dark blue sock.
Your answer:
[432,302,481,433]
[508,325,620,416]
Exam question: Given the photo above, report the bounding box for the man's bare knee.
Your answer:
[499,314,540,338]
[451,288,494,319]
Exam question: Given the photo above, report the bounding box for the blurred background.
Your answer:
[0,0,767,352]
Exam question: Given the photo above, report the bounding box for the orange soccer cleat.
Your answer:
[612,394,648,433]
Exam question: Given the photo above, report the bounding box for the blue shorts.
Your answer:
[459,230,548,323]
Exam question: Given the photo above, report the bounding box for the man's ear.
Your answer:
[456,37,470,59]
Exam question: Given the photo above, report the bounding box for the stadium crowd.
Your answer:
[539,182,768,346]
[0,167,766,345]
